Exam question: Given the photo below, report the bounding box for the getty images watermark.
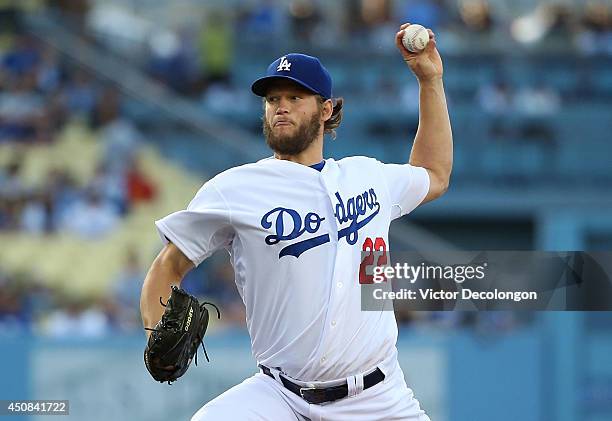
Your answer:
[371,262,538,303]
[360,252,612,311]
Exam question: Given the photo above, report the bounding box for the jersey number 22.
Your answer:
[359,237,387,284]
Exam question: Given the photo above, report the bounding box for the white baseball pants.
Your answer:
[191,362,431,421]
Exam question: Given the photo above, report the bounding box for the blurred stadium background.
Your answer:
[1,0,611,420]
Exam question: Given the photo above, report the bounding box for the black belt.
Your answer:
[259,365,385,405]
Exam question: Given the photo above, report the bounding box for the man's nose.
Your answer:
[275,98,290,113]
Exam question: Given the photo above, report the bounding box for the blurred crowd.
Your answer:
[0,250,246,337]
[0,29,160,336]
[0,34,156,237]
[76,0,612,155]
[75,0,612,100]
[0,27,247,336]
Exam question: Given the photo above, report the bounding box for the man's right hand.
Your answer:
[395,23,444,83]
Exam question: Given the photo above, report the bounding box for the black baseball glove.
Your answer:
[144,286,220,384]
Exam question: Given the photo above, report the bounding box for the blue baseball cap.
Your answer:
[251,53,333,99]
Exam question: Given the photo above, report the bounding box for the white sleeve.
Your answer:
[378,162,430,220]
[155,181,233,266]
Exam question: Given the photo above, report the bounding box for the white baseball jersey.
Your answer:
[155,156,429,382]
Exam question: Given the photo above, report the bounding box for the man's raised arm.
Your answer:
[395,23,453,204]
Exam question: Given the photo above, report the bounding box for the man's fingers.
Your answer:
[426,30,437,51]
[400,22,411,30]
[395,30,405,45]
[395,30,405,48]
[395,30,417,58]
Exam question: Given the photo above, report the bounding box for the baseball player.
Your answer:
[141,23,451,420]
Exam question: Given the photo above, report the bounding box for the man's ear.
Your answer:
[323,99,333,121]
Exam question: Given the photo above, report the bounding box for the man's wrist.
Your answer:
[417,76,443,86]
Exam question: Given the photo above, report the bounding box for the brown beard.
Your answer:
[263,111,322,156]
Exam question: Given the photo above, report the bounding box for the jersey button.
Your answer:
[320,356,327,364]
[331,320,337,327]
[336,282,343,288]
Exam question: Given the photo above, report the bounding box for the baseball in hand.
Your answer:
[402,24,429,53]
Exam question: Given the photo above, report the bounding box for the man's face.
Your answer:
[263,80,323,156]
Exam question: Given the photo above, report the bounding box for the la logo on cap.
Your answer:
[277,56,291,72]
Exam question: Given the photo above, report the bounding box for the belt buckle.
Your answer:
[299,385,327,404]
